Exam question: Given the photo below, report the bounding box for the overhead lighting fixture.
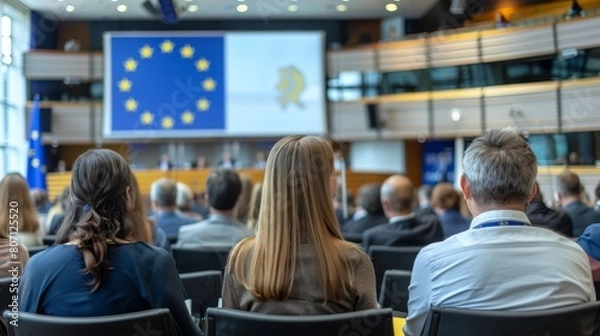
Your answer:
[188,4,199,12]
[117,4,127,12]
[184,0,193,2]
[237,4,248,12]
[57,0,64,2]
[451,108,462,122]
[342,0,350,2]
[65,5,75,12]
[385,3,398,12]
[336,4,347,12]
[288,4,298,12]
[111,0,118,2]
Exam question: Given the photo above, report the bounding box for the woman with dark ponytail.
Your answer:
[19,149,201,336]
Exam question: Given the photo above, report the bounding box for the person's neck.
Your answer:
[210,208,236,218]
[470,203,526,218]
[156,206,176,214]
[386,210,413,219]
[561,196,580,207]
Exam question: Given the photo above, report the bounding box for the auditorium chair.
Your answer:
[342,232,363,244]
[379,270,411,314]
[172,245,231,274]
[3,308,178,336]
[180,270,222,319]
[205,307,394,336]
[420,301,600,336]
[42,236,56,246]
[368,246,421,296]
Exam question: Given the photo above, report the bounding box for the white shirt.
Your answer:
[403,209,595,336]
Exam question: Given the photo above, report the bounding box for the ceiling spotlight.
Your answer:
[110,0,118,2]
[184,0,193,2]
[117,4,127,12]
[65,5,75,12]
[188,5,199,12]
[451,108,462,122]
[237,4,248,12]
[336,4,347,12]
[288,4,298,12]
[57,0,64,2]
[386,3,398,12]
[342,0,350,2]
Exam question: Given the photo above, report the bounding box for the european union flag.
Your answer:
[27,95,47,191]
[106,34,225,136]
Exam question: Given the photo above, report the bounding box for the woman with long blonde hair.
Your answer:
[0,173,43,248]
[223,136,377,313]
[0,173,31,276]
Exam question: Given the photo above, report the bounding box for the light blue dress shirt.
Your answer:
[403,209,595,336]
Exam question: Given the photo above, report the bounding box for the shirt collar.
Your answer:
[389,213,415,224]
[470,209,531,229]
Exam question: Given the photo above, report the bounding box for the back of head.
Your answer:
[556,171,582,198]
[176,182,193,211]
[57,149,139,292]
[380,175,415,215]
[150,178,177,208]
[431,182,461,211]
[358,183,384,216]
[236,175,255,221]
[206,169,242,211]
[418,185,433,206]
[30,188,47,208]
[463,128,537,208]
[0,173,40,236]
[230,135,353,303]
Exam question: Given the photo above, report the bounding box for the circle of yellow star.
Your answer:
[161,116,175,129]
[123,58,138,72]
[31,130,39,140]
[196,98,210,112]
[139,45,154,59]
[195,58,210,72]
[160,40,175,54]
[124,98,138,112]
[181,111,195,125]
[31,158,40,169]
[202,78,217,92]
[118,78,133,92]
[180,44,195,59]
[140,111,154,125]
[28,149,35,158]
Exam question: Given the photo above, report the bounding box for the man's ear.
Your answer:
[460,174,470,200]
[527,183,538,203]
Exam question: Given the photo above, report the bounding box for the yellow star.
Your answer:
[31,158,40,169]
[181,111,195,125]
[202,78,217,92]
[124,98,138,112]
[118,78,133,92]
[195,58,210,72]
[196,98,210,112]
[161,116,175,129]
[160,40,175,54]
[180,44,195,59]
[28,149,35,158]
[31,130,39,141]
[123,58,138,72]
[139,45,154,59]
[140,111,154,125]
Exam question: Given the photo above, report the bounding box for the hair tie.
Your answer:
[83,204,91,212]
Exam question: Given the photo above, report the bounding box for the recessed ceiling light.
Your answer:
[288,4,298,12]
[65,5,75,12]
[237,4,248,12]
[57,0,64,2]
[110,0,118,2]
[336,4,347,12]
[237,0,245,2]
[184,0,193,2]
[342,0,350,2]
[188,5,199,12]
[117,4,127,12]
[386,3,398,11]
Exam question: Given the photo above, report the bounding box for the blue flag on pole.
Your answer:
[107,35,225,136]
[26,95,47,191]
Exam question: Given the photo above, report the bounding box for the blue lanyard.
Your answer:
[473,221,531,229]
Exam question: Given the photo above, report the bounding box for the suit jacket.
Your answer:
[342,214,388,234]
[563,201,600,237]
[439,210,471,239]
[526,202,573,237]
[177,214,250,248]
[362,215,443,253]
[153,211,197,241]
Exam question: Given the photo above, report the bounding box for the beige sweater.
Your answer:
[222,243,378,314]
[0,239,29,277]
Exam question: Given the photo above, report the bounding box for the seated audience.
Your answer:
[218,152,237,169]
[495,12,511,28]
[333,190,355,225]
[0,173,43,248]
[223,136,377,313]
[45,187,69,234]
[157,154,173,172]
[177,169,249,247]
[595,182,600,212]
[0,175,30,276]
[246,183,262,232]
[403,128,595,336]
[526,182,573,237]
[415,184,436,218]
[253,151,267,169]
[176,182,202,220]
[193,156,209,169]
[192,191,210,219]
[342,183,387,234]
[556,170,600,237]
[31,188,51,225]
[132,176,170,253]
[149,178,197,241]
[430,182,470,239]
[236,175,254,223]
[577,224,600,281]
[362,175,443,253]
[19,149,201,336]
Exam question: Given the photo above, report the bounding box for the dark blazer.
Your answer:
[362,215,443,253]
[439,210,471,239]
[152,211,197,241]
[563,201,600,237]
[342,214,388,234]
[526,201,573,237]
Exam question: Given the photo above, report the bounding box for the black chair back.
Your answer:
[342,232,363,244]
[368,245,421,296]
[42,236,56,246]
[172,246,231,274]
[27,245,48,258]
[206,307,394,336]
[3,308,178,336]
[421,301,600,336]
[180,270,222,318]
[379,269,411,313]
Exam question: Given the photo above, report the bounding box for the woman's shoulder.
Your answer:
[115,241,172,261]
[337,240,370,265]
